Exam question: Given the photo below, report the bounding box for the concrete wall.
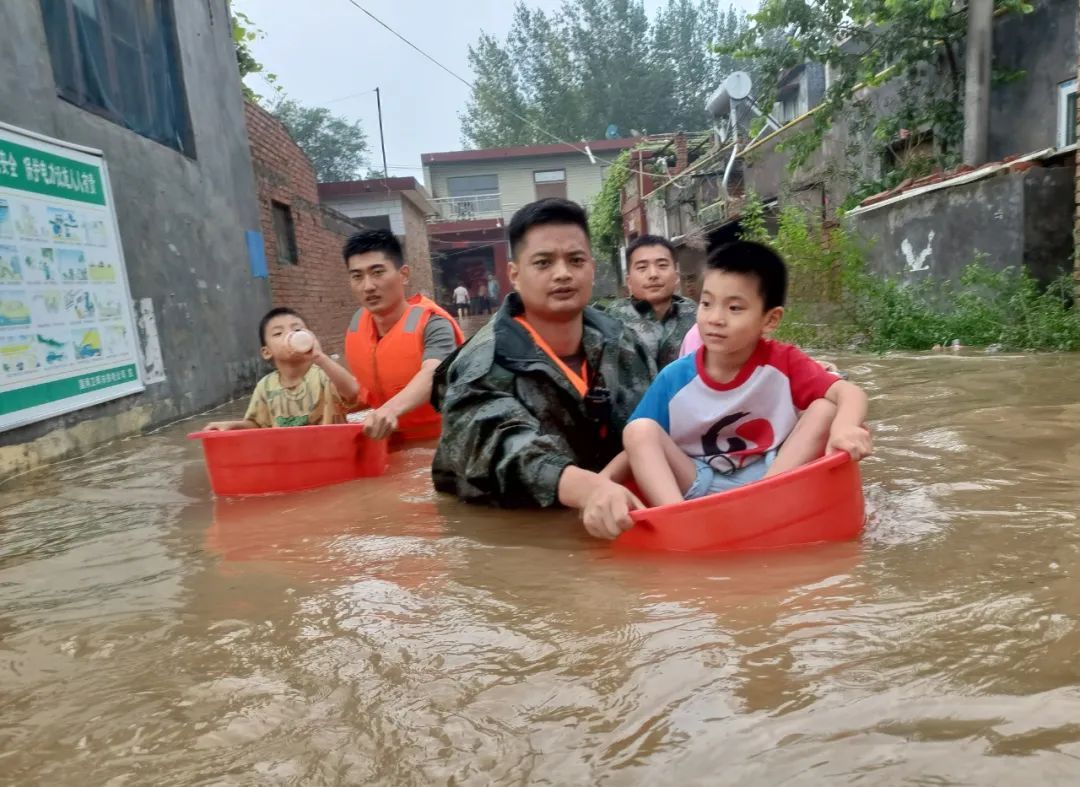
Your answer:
[743,75,901,212]
[322,191,435,299]
[1075,23,1080,290]
[400,198,434,297]
[0,0,268,479]
[805,62,827,113]
[426,153,608,220]
[847,165,1075,283]
[246,102,367,357]
[1022,165,1077,281]
[989,0,1077,159]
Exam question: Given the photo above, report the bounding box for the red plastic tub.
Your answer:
[616,452,865,553]
[187,424,388,496]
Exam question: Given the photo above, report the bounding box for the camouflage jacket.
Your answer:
[431,293,656,508]
[602,294,697,369]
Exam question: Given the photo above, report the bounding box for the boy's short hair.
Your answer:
[508,198,590,259]
[704,240,787,311]
[258,306,304,346]
[625,234,676,269]
[342,228,404,268]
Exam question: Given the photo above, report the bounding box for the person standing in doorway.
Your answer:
[486,271,501,313]
[453,280,471,319]
[343,229,464,441]
[470,277,486,316]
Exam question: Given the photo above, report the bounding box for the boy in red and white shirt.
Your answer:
[619,240,872,506]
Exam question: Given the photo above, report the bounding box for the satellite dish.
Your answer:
[725,71,752,101]
[605,124,619,139]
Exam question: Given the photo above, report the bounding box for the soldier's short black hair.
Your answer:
[625,234,676,269]
[704,240,787,311]
[258,306,304,345]
[342,228,404,268]
[508,198,590,259]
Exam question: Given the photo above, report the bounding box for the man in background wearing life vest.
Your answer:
[431,198,655,538]
[343,229,464,441]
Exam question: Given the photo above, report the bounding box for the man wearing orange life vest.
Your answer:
[342,229,464,441]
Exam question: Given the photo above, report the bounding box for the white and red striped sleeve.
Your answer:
[767,341,841,411]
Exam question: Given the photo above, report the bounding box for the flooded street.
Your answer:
[2,353,1080,785]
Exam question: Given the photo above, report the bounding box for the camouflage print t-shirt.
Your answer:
[244,366,352,428]
[603,294,698,370]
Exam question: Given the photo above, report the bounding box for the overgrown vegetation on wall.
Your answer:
[725,0,1033,205]
[588,150,633,263]
[740,194,1080,352]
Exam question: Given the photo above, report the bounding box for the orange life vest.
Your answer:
[512,316,588,396]
[345,294,464,441]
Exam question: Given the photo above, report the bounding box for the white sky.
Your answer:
[234,0,757,178]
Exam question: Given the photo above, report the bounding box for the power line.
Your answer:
[339,0,620,167]
[323,87,378,104]
[338,0,720,197]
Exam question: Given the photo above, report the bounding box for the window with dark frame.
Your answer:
[776,85,801,124]
[39,0,194,156]
[447,174,499,199]
[533,169,567,200]
[271,202,299,264]
[446,174,500,218]
[359,214,392,232]
[1058,79,1078,148]
[1068,93,1078,146]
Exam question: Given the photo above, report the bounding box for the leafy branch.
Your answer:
[232,11,280,104]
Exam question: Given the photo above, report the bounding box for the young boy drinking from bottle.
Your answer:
[204,307,359,430]
[619,241,872,507]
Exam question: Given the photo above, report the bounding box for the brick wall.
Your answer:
[244,101,364,355]
[401,198,434,297]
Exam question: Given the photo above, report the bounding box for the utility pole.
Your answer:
[962,0,993,166]
[375,87,388,180]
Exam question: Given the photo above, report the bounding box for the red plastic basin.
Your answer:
[616,452,865,553]
[187,424,388,496]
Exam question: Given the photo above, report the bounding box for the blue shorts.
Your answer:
[683,449,778,500]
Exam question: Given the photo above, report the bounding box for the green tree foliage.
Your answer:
[460,0,749,147]
[652,0,751,128]
[272,100,371,183]
[460,33,534,150]
[726,0,1033,173]
[231,12,278,103]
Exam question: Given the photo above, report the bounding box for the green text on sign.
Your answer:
[0,364,139,414]
[0,138,105,206]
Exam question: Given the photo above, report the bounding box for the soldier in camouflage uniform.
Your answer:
[432,199,655,539]
[603,234,697,369]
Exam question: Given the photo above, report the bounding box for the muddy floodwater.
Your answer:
[2,353,1080,785]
